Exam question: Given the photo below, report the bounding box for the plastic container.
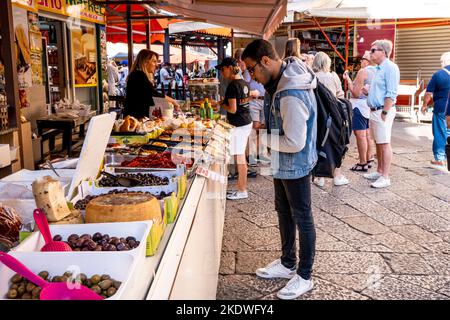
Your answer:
[0,251,136,300]
[13,221,153,262]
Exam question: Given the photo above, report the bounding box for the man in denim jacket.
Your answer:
[242,39,318,300]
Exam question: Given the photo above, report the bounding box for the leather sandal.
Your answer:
[350,163,369,172]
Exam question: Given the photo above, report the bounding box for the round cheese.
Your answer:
[85,193,161,223]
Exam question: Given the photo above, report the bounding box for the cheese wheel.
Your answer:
[85,193,161,223]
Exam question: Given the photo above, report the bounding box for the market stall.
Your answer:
[0,100,232,299]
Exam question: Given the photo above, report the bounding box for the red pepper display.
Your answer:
[120,152,193,168]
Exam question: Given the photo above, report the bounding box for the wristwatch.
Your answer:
[381,110,388,115]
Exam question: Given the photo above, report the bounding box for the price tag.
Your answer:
[195,166,226,183]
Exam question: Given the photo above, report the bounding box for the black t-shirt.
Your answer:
[124,70,164,119]
[224,79,252,127]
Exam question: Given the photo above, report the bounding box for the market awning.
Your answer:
[287,0,450,19]
[169,22,232,37]
[161,0,288,39]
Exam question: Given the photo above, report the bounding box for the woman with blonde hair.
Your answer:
[124,49,179,119]
[284,38,301,59]
[313,51,348,187]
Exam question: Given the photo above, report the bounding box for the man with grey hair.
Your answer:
[421,52,450,166]
[364,39,400,188]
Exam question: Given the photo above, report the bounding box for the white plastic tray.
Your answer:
[0,251,137,300]
[13,221,153,263]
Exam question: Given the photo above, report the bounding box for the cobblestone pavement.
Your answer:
[217,120,450,300]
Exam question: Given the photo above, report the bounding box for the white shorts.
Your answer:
[230,123,253,155]
[369,107,396,144]
[249,99,264,123]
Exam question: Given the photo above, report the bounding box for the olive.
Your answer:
[31,287,41,299]
[127,240,137,248]
[85,279,93,288]
[94,245,102,251]
[87,240,97,250]
[52,276,61,283]
[116,243,126,251]
[113,281,122,289]
[126,236,136,242]
[91,275,101,285]
[11,274,23,284]
[63,272,73,278]
[92,232,103,241]
[98,279,113,290]
[7,289,18,299]
[38,271,49,279]
[75,239,85,248]
[101,274,111,281]
[22,293,32,299]
[80,234,92,240]
[79,273,88,283]
[10,284,18,290]
[17,285,26,296]
[68,234,79,242]
[134,241,141,248]
[101,244,110,251]
[106,287,117,297]
[81,247,90,251]
[91,285,102,295]
[110,237,120,245]
[107,244,117,251]
[53,234,62,242]
[124,245,131,251]
[101,234,110,242]
[120,238,126,243]
[26,283,36,293]
[60,276,68,283]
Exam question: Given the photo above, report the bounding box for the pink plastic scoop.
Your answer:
[0,252,103,300]
[33,209,72,252]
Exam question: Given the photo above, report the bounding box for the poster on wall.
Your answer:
[72,26,97,87]
[13,6,32,108]
[99,26,107,82]
[28,11,43,85]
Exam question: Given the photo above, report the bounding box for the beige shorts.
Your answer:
[230,123,253,155]
[369,107,396,144]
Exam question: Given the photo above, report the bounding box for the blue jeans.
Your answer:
[274,175,316,280]
[432,112,450,161]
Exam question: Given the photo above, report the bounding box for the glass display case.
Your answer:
[188,79,220,102]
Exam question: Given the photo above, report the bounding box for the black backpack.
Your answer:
[311,77,352,178]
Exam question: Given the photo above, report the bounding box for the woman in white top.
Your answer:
[343,51,377,172]
[312,52,349,187]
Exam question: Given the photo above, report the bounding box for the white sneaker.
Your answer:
[277,274,314,300]
[226,191,248,200]
[333,175,349,186]
[371,176,391,189]
[256,259,296,279]
[363,172,382,181]
[314,177,325,187]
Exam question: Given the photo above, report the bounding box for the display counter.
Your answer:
[0,113,231,300]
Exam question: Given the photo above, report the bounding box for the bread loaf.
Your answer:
[32,176,71,222]
[85,193,161,223]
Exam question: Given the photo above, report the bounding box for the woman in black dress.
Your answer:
[124,49,179,119]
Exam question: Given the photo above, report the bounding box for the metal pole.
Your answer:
[146,21,151,50]
[181,37,187,75]
[164,28,170,64]
[126,4,133,66]
[345,18,350,70]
